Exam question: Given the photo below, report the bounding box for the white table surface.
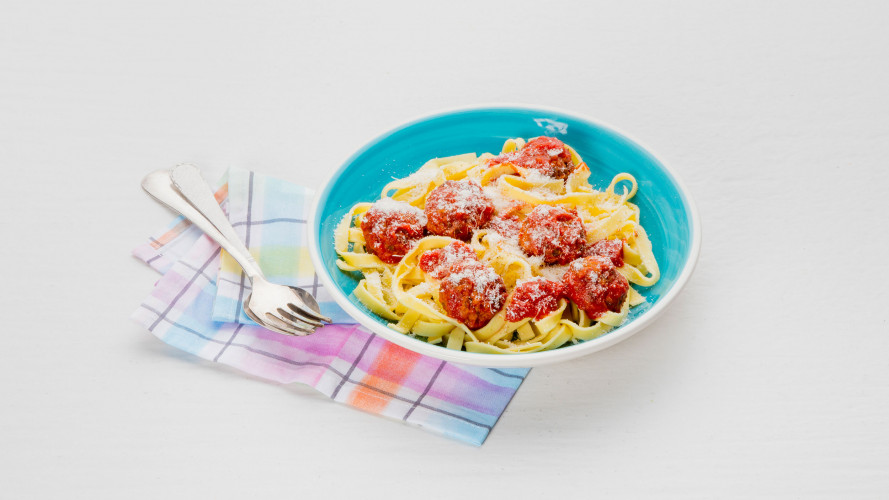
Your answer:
[2,1,888,497]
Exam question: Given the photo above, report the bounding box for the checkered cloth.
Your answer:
[212,170,351,324]
[131,169,530,445]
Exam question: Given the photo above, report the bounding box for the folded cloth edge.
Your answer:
[131,169,530,446]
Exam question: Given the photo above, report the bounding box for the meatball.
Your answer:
[439,260,506,330]
[486,214,522,239]
[586,239,624,267]
[562,255,629,319]
[505,278,565,322]
[360,198,427,264]
[518,205,587,265]
[419,241,478,279]
[488,136,576,179]
[424,180,495,241]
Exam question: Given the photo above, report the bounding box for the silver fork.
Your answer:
[141,165,331,336]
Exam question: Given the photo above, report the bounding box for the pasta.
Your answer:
[334,137,659,354]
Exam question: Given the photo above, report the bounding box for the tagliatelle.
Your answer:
[334,138,660,354]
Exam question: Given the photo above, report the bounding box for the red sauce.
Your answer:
[486,213,522,238]
[424,180,495,241]
[360,202,426,264]
[439,260,506,330]
[419,241,478,279]
[518,205,587,265]
[505,278,564,322]
[488,137,576,179]
[562,256,629,319]
[586,239,624,267]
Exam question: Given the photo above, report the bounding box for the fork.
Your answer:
[141,165,331,336]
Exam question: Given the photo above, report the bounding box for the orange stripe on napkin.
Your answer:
[349,343,422,412]
[213,184,229,203]
[151,219,191,248]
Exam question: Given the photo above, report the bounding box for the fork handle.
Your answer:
[169,164,264,280]
[141,168,263,280]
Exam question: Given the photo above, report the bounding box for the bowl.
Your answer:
[308,105,701,367]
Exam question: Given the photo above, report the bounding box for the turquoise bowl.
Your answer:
[308,106,701,367]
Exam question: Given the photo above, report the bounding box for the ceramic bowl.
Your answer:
[308,105,701,367]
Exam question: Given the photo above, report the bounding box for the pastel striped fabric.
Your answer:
[213,169,351,324]
[131,169,530,445]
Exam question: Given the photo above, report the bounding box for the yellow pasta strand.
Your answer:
[335,138,660,354]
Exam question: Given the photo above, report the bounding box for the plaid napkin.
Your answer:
[131,169,530,445]
[212,170,351,325]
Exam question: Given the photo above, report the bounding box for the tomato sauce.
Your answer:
[360,201,426,264]
[419,241,478,279]
[518,205,587,265]
[587,239,624,267]
[488,136,576,179]
[505,278,564,322]
[424,180,495,241]
[562,256,629,319]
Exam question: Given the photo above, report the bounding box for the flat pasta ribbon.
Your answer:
[334,140,660,353]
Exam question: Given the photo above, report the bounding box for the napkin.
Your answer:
[131,169,530,445]
[212,170,351,325]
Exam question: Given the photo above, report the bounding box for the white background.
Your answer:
[2,0,888,498]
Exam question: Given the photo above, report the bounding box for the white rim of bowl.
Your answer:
[307,103,702,368]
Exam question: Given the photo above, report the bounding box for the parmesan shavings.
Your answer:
[443,263,505,311]
[371,197,427,226]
